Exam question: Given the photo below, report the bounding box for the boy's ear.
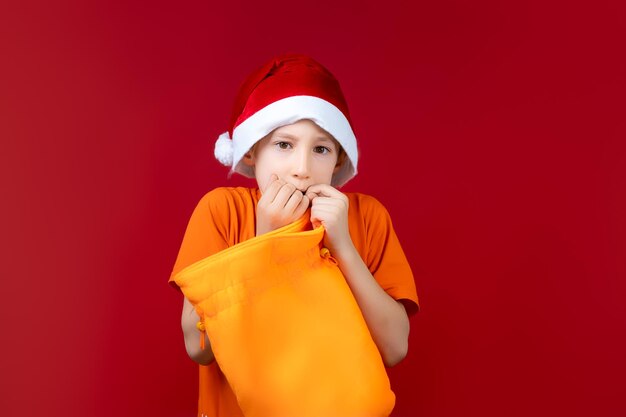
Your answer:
[242,150,255,167]
[333,150,346,174]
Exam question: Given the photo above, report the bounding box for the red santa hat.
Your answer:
[214,53,358,187]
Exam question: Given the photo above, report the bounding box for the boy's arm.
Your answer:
[332,243,410,367]
[181,296,215,365]
[307,185,410,367]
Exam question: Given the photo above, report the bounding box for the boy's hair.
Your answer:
[213,54,359,187]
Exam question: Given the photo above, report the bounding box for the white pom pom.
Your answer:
[214,132,234,166]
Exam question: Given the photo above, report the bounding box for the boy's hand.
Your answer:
[256,174,310,236]
[306,184,353,254]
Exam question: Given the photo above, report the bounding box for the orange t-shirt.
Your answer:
[169,187,419,417]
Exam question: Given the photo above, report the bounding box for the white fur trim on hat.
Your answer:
[214,131,234,166]
[229,95,358,187]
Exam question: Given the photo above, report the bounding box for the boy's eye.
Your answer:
[314,146,331,154]
[276,141,292,150]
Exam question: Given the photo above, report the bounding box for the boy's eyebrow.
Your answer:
[315,136,334,142]
[273,132,297,139]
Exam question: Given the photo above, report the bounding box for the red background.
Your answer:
[2,1,625,416]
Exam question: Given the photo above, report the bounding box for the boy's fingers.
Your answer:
[305,190,318,201]
[306,185,348,210]
[310,197,342,210]
[306,183,342,199]
[284,189,304,212]
[262,176,285,202]
[293,195,310,219]
[310,213,323,228]
[272,182,297,206]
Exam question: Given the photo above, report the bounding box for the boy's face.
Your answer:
[243,119,343,193]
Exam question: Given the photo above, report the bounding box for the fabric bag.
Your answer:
[173,215,395,417]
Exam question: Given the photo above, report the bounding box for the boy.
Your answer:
[169,54,419,417]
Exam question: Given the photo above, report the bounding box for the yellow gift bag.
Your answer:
[173,215,395,417]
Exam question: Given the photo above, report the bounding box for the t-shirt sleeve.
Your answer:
[361,195,420,316]
[168,188,233,291]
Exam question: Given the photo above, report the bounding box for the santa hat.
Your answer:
[214,53,358,187]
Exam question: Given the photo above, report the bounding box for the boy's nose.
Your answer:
[291,150,311,180]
